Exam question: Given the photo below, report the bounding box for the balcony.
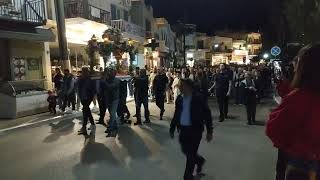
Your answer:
[0,0,46,24]
[111,19,145,38]
[247,39,262,44]
[64,1,111,25]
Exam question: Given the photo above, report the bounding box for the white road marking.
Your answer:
[0,115,63,133]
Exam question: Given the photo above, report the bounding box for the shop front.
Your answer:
[231,49,249,64]
[212,53,232,65]
[0,28,55,118]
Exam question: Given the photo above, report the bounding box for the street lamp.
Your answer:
[263,53,269,59]
[214,44,219,48]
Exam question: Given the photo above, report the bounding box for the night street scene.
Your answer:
[0,0,319,180]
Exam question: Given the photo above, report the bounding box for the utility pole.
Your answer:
[54,0,70,70]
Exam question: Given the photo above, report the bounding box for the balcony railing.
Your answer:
[111,19,145,38]
[64,1,111,25]
[0,0,46,24]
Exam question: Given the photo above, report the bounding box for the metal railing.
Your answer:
[0,0,46,23]
[111,19,145,37]
[64,1,111,25]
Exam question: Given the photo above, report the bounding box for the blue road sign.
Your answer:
[271,46,281,57]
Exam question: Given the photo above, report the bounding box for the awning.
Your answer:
[0,28,55,42]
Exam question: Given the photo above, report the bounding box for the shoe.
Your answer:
[133,114,137,117]
[160,109,165,115]
[96,121,106,125]
[219,117,224,122]
[125,113,131,119]
[134,121,142,126]
[143,120,151,124]
[88,125,96,130]
[106,131,117,138]
[196,158,206,174]
[78,128,87,135]
[160,109,165,120]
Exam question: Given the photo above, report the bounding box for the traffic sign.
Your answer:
[271,46,281,57]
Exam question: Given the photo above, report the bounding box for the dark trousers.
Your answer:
[81,99,94,127]
[98,96,106,122]
[155,93,165,112]
[235,87,244,104]
[179,127,204,180]
[48,104,56,114]
[276,150,288,180]
[62,93,75,111]
[136,96,150,122]
[246,101,257,124]
[117,98,130,122]
[217,95,229,119]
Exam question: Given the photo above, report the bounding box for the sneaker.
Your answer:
[143,120,151,124]
[196,158,206,174]
[125,113,131,119]
[96,121,106,126]
[134,121,142,126]
[88,125,96,130]
[106,131,117,138]
[219,117,224,122]
[78,128,87,135]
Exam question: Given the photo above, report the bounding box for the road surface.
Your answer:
[0,98,277,180]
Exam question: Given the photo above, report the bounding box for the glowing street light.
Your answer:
[214,44,219,48]
[263,53,269,59]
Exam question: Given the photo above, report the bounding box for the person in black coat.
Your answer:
[153,67,168,120]
[209,64,232,122]
[77,67,96,135]
[117,79,131,124]
[134,69,150,125]
[241,72,258,125]
[170,79,213,180]
[96,73,107,125]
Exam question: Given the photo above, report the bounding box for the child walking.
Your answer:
[47,90,57,114]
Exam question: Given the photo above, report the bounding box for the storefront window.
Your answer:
[12,57,43,81]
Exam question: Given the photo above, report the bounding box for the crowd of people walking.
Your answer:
[51,61,271,180]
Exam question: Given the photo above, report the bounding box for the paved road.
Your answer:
[0,98,277,180]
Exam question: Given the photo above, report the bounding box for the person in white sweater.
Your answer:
[172,71,182,103]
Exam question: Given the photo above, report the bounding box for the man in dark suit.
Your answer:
[133,69,150,125]
[170,79,213,180]
[153,67,168,120]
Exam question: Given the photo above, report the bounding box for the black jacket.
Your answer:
[153,74,168,94]
[78,77,95,101]
[134,75,149,100]
[170,93,213,134]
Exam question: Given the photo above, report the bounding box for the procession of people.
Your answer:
[50,42,320,180]
[51,60,272,179]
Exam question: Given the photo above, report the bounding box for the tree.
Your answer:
[284,0,320,44]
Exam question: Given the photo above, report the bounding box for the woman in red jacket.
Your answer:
[266,43,320,180]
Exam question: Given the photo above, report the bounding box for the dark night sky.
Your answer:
[145,0,271,34]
